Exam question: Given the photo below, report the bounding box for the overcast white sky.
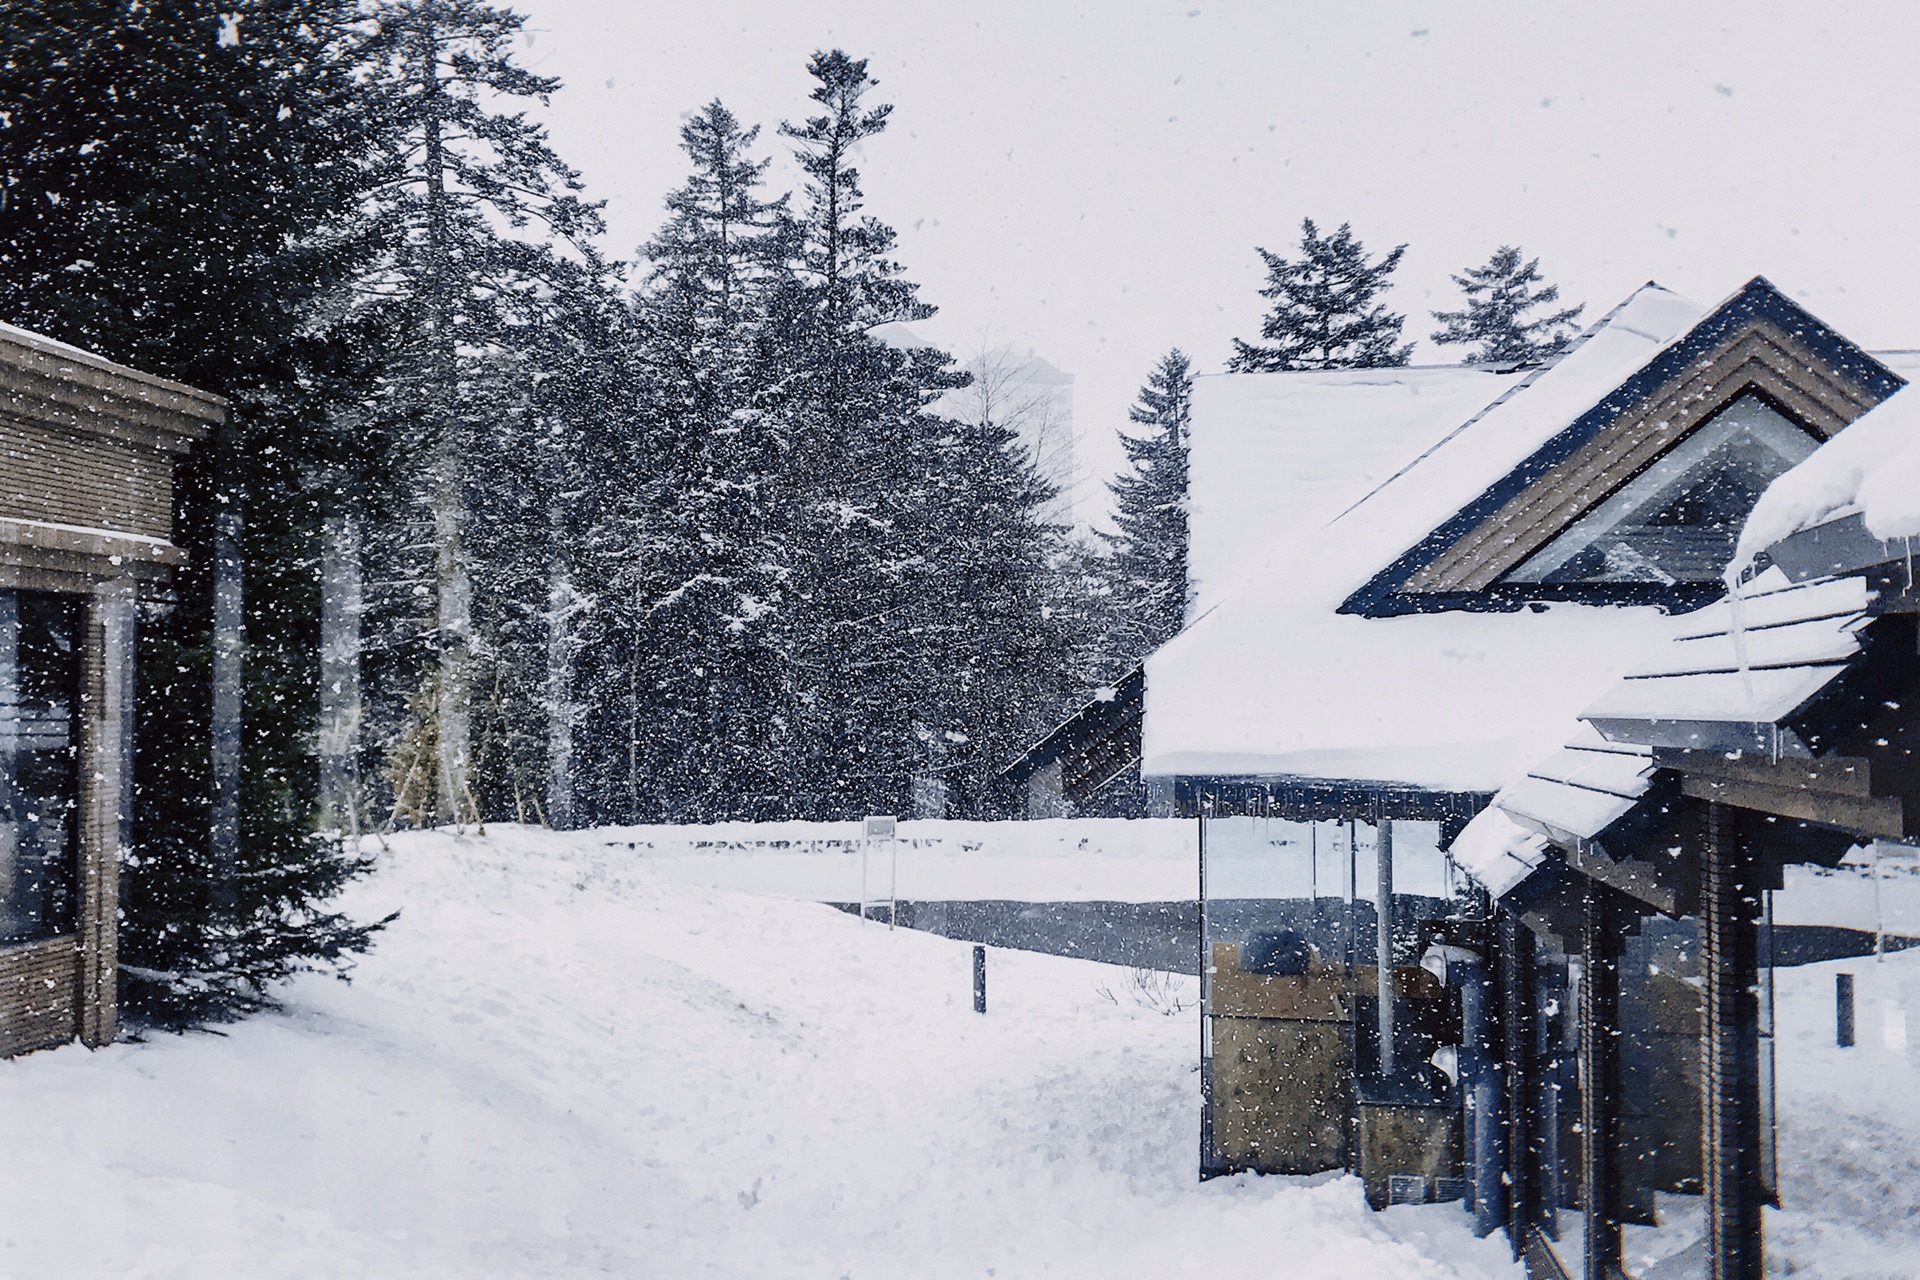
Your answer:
[509,0,1920,524]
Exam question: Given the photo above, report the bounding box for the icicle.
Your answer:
[1724,563,1757,737]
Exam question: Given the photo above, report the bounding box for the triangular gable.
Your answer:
[1342,277,1905,616]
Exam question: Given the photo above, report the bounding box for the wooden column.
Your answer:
[79,579,135,1048]
[1702,801,1764,1280]
[1376,818,1395,1076]
[1501,915,1540,1253]
[1580,885,1623,1280]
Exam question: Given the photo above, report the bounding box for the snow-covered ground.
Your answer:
[0,825,1521,1279]
[7,822,1918,1277]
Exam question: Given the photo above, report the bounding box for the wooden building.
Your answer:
[1112,277,1920,1252]
[1453,369,1920,1277]
[0,322,219,1057]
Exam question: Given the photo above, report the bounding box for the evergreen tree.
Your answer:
[357,0,607,830]
[0,0,393,1020]
[611,100,795,822]
[1430,245,1585,365]
[760,49,1071,819]
[1100,349,1193,662]
[1228,219,1413,372]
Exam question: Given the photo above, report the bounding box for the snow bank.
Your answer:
[603,816,1196,902]
[0,825,1521,1279]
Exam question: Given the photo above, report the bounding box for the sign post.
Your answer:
[862,815,898,929]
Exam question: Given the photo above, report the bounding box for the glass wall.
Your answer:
[1199,811,1459,1179]
[0,592,81,944]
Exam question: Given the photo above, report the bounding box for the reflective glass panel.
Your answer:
[0,592,81,943]
[1507,395,1819,586]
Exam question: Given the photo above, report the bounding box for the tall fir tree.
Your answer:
[757,49,1071,819]
[1100,349,1193,664]
[1228,219,1413,372]
[1430,245,1585,365]
[0,0,394,1020]
[358,0,608,830]
[765,49,960,817]
[612,100,796,822]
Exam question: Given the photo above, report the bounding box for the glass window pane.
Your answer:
[0,592,81,943]
[1507,395,1820,585]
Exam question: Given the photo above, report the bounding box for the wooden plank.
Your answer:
[1679,773,1904,839]
[1657,748,1876,798]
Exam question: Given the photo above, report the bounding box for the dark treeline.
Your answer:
[0,0,1580,1020]
[0,1,1150,1018]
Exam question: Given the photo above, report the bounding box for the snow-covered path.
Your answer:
[0,826,1519,1279]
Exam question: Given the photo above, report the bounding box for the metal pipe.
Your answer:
[1377,818,1395,1077]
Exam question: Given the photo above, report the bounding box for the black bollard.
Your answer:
[1837,972,1856,1048]
[973,944,987,1014]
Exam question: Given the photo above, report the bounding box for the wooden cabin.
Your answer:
[1114,277,1917,1247]
[1454,375,1920,1277]
[0,322,219,1057]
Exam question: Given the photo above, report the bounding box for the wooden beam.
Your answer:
[1679,774,1904,840]
[1580,886,1625,1280]
[1566,842,1678,916]
[1657,748,1875,798]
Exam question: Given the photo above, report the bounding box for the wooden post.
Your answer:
[1703,801,1764,1280]
[973,944,987,1014]
[1581,884,1623,1280]
[1836,973,1855,1048]
[1377,818,1394,1077]
[1501,915,1539,1254]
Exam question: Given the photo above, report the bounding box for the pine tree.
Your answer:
[611,100,796,822]
[358,0,607,830]
[0,0,395,1021]
[1430,245,1585,365]
[1100,349,1193,662]
[765,49,965,818]
[1228,219,1413,372]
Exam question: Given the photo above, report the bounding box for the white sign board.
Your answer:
[863,814,897,840]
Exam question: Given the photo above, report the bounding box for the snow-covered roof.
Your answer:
[1733,374,1920,578]
[1584,568,1872,751]
[1185,366,1513,617]
[1454,569,1874,897]
[1143,283,1707,791]
[0,317,226,419]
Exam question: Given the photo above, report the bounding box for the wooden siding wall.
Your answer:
[0,936,81,1056]
[0,415,174,538]
[1406,319,1891,595]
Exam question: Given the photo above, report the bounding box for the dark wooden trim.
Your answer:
[1566,842,1679,916]
[1342,278,1903,617]
[1679,773,1904,840]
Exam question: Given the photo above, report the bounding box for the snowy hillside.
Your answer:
[0,827,1520,1279]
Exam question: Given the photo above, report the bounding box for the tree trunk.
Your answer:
[434,462,471,828]
[319,510,362,839]
[544,542,573,829]
[211,502,243,914]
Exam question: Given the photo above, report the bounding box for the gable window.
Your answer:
[0,592,81,944]
[1506,394,1820,586]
